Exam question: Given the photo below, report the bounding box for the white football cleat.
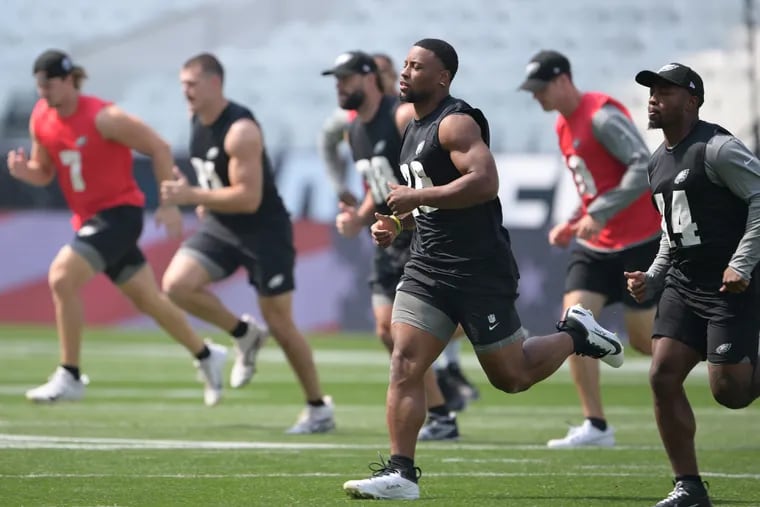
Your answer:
[195,341,228,406]
[286,395,336,434]
[561,304,624,368]
[26,366,86,403]
[343,457,420,500]
[230,314,268,388]
[547,420,615,448]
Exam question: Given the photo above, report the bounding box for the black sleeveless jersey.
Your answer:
[347,95,406,214]
[347,95,412,249]
[399,95,518,291]
[648,120,748,288]
[189,101,289,234]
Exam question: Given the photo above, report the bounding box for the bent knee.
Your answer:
[712,389,751,409]
[711,376,752,409]
[487,371,530,394]
[161,273,200,303]
[48,266,78,294]
[389,349,427,384]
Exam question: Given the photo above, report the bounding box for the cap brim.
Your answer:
[635,70,683,89]
[321,68,356,77]
[518,78,549,92]
[635,70,661,87]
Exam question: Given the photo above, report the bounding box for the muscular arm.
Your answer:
[586,104,651,223]
[414,113,498,209]
[24,141,56,186]
[10,118,56,186]
[190,119,264,213]
[355,188,378,226]
[318,108,351,194]
[96,105,174,187]
[705,134,760,279]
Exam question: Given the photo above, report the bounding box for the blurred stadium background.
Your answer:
[0,0,758,335]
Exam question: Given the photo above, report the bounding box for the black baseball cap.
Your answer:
[33,49,80,79]
[635,63,704,105]
[321,51,378,77]
[518,50,571,91]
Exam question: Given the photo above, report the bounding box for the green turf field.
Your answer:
[1,325,758,506]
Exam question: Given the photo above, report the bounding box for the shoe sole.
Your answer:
[343,485,419,500]
[547,438,615,448]
[418,435,459,442]
[286,421,336,435]
[26,395,83,403]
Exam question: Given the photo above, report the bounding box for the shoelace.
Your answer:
[664,480,710,502]
[368,454,422,481]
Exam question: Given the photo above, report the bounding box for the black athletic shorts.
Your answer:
[369,231,412,300]
[653,277,760,364]
[565,238,660,309]
[395,265,525,353]
[180,221,296,297]
[69,205,146,284]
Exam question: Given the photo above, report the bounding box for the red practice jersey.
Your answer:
[31,95,144,230]
[556,92,660,250]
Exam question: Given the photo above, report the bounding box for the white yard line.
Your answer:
[0,433,664,451]
[1,471,757,480]
[1,341,701,375]
[0,435,756,481]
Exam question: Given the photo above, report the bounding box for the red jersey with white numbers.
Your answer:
[556,92,660,250]
[31,95,144,230]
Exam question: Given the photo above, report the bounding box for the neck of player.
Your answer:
[663,117,699,148]
[558,88,583,118]
[56,92,80,117]
[412,90,449,120]
[198,98,229,126]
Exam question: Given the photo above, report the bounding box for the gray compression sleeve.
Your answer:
[317,108,351,194]
[587,104,652,224]
[645,232,671,295]
[704,134,760,279]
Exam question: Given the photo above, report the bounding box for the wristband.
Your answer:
[390,215,403,234]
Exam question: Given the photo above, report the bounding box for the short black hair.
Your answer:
[414,38,458,80]
[183,53,225,83]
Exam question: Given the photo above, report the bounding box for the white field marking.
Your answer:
[0,433,669,452]
[2,340,700,375]
[0,403,752,420]
[1,471,758,480]
[0,386,209,398]
[441,458,545,464]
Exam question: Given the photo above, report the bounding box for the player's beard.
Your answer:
[647,116,663,130]
[399,89,428,103]
[340,90,365,110]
